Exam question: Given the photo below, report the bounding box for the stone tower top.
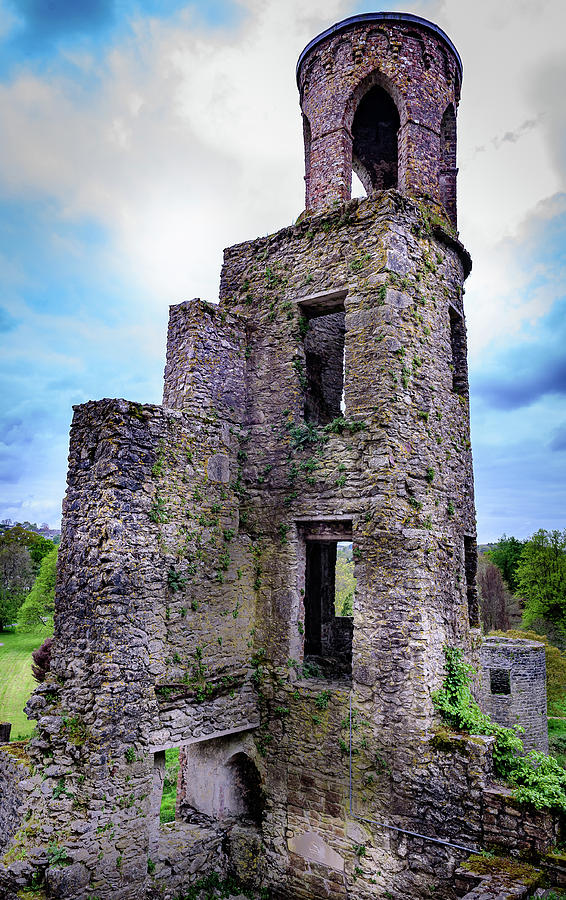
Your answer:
[297,11,461,224]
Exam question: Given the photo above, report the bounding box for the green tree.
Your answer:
[0,544,34,629]
[18,546,58,628]
[335,544,356,616]
[516,529,566,646]
[0,526,55,570]
[0,584,23,630]
[487,534,525,593]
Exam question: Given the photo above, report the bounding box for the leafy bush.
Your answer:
[433,647,566,812]
[31,637,53,683]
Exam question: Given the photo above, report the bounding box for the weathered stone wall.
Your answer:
[0,395,259,899]
[1,189,557,900]
[297,14,462,216]
[2,12,561,899]
[251,677,494,900]
[482,786,560,856]
[0,744,29,855]
[213,188,486,899]
[220,191,475,744]
[479,637,548,753]
[163,298,247,420]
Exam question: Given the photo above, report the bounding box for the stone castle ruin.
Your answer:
[0,11,561,900]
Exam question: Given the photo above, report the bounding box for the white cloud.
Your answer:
[0,0,356,305]
[1,0,566,529]
[0,0,564,314]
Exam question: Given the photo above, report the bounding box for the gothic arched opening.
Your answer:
[352,85,400,194]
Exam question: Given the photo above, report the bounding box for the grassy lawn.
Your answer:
[549,717,566,769]
[0,625,52,739]
[160,747,180,823]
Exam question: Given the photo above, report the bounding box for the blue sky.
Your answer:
[0,0,564,541]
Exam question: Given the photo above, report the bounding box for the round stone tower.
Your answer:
[297,12,461,225]
[480,636,549,753]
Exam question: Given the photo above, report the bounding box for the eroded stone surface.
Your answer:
[0,12,561,900]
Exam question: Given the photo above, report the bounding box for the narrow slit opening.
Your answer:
[303,310,346,425]
[464,535,479,627]
[449,306,468,396]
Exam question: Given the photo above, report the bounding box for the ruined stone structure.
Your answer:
[480,636,549,754]
[0,12,562,900]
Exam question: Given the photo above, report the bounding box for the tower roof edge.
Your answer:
[296,11,463,86]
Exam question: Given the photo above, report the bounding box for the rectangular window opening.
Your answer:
[300,521,354,678]
[149,746,181,859]
[298,291,347,425]
[464,535,479,628]
[155,747,180,824]
[449,305,468,396]
[490,668,511,695]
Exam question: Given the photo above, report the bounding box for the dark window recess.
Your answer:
[440,104,457,227]
[490,668,511,695]
[464,535,479,628]
[352,85,400,195]
[302,524,353,677]
[449,306,468,396]
[303,114,312,199]
[303,309,346,425]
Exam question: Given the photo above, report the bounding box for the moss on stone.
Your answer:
[462,853,541,886]
[430,727,458,751]
[0,740,32,768]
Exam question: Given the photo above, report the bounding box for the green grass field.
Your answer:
[0,625,52,739]
[160,748,180,823]
[549,717,566,769]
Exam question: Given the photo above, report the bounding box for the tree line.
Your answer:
[479,529,566,650]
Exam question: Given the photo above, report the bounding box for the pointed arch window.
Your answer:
[352,85,400,194]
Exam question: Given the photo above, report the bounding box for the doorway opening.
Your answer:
[176,739,264,828]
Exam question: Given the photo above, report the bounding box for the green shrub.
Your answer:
[433,647,566,812]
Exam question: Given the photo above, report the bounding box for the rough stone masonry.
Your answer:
[0,11,558,900]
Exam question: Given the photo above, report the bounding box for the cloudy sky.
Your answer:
[0,0,564,542]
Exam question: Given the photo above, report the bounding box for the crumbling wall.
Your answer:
[215,191,482,898]
[0,745,29,856]
[220,192,475,728]
[0,186,558,899]
[0,382,259,898]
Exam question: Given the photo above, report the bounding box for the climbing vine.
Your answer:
[433,647,566,812]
